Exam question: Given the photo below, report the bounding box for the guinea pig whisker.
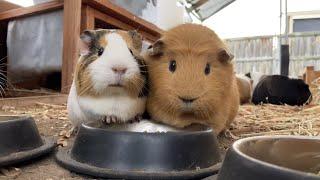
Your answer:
[200,100,214,117]
[0,76,7,83]
[0,56,7,63]
[198,89,210,98]
[78,85,93,96]
[152,94,178,114]
[0,84,5,97]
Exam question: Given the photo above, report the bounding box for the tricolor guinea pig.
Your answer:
[144,24,240,135]
[67,29,148,128]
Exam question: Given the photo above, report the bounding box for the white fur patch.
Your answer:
[68,81,146,127]
[250,71,265,90]
[78,94,146,122]
[107,120,180,133]
[67,82,89,127]
[88,33,140,92]
[236,74,251,84]
[125,120,179,132]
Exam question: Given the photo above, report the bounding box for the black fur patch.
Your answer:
[252,75,312,106]
[245,72,251,79]
[81,30,107,58]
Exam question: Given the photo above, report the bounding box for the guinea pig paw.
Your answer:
[128,114,142,123]
[102,115,121,124]
[111,116,120,123]
[102,116,112,124]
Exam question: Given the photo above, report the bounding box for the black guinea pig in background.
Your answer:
[252,75,312,106]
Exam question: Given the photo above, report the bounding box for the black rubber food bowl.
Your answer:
[56,120,221,179]
[217,136,320,180]
[0,116,56,167]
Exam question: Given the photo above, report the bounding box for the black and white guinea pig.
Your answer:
[67,29,148,128]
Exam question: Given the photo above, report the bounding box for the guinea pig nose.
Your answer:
[112,67,127,75]
[179,96,198,103]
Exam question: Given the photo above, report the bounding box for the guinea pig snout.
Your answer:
[112,66,127,75]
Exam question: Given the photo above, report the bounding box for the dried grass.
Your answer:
[1,78,319,145]
[1,102,71,147]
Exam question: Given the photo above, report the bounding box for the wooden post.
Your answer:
[81,5,95,32]
[61,0,82,93]
[280,44,289,76]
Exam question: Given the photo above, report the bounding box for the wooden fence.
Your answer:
[225,32,320,77]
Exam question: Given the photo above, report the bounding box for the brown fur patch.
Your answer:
[75,55,97,96]
[123,73,145,97]
[145,24,240,134]
[117,30,142,54]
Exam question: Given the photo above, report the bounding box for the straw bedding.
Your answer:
[1,77,319,146]
[0,78,319,178]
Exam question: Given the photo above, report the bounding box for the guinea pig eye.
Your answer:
[169,60,176,73]
[204,63,210,75]
[97,47,104,56]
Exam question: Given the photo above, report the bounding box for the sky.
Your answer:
[202,0,320,38]
[5,0,34,7]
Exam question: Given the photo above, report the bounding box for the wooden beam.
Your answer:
[81,5,95,32]
[94,9,156,42]
[61,0,82,93]
[0,0,63,21]
[93,9,132,30]
[83,0,163,41]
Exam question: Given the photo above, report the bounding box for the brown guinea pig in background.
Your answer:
[236,74,252,104]
[145,24,240,135]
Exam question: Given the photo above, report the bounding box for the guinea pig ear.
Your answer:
[218,49,234,63]
[128,30,142,52]
[79,30,95,56]
[245,72,251,79]
[147,40,164,57]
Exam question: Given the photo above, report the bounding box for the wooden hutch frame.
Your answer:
[0,0,163,95]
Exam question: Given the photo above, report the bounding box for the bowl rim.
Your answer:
[56,146,221,179]
[81,122,213,135]
[232,135,320,178]
[0,136,56,167]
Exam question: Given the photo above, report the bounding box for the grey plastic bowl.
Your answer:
[0,116,56,167]
[217,136,320,180]
[56,121,222,179]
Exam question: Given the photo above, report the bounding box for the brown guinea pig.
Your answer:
[145,24,240,135]
[236,74,252,104]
